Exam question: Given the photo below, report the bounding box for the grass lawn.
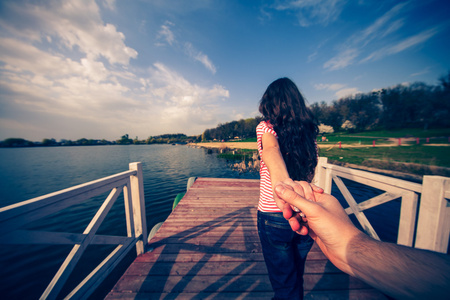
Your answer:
[319,128,450,145]
[320,145,450,167]
[345,128,450,138]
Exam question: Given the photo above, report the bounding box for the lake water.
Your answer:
[0,144,399,299]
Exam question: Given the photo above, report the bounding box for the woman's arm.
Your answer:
[261,132,290,196]
[261,133,316,215]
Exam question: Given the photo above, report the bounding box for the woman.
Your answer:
[256,77,319,299]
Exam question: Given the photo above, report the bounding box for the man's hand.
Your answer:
[275,182,450,299]
[274,183,361,273]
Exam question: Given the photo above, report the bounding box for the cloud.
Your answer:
[0,0,137,65]
[354,2,407,46]
[0,0,228,140]
[157,21,176,46]
[155,21,217,74]
[314,83,346,91]
[323,2,440,71]
[102,0,116,11]
[274,0,346,27]
[184,43,217,74]
[323,48,359,71]
[335,87,361,99]
[307,51,318,62]
[314,82,360,99]
[144,63,227,105]
[361,27,439,63]
[410,67,431,77]
[138,62,228,131]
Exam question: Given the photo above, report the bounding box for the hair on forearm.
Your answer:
[346,233,450,299]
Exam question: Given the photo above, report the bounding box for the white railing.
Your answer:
[0,162,147,300]
[313,157,450,253]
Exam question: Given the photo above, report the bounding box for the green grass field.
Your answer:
[319,128,450,145]
[320,145,449,167]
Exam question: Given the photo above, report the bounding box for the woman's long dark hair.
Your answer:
[259,77,318,182]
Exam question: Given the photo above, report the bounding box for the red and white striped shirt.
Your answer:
[256,121,281,212]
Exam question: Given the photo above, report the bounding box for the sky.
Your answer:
[0,0,449,141]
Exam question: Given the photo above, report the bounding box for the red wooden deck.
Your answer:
[106,177,387,299]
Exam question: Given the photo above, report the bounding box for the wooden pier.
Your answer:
[106,177,387,299]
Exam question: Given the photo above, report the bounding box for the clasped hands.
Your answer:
[272,179,362,271]
[272,179,324,235]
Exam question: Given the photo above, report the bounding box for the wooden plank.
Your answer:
[110,273,371,293]
[106,289,387,300]
[350,191,402,212]
[397,191,419,247]
[415,176,450,253]
[129,162,147,255]
[148,227,259,237]
[123,260,340,277]
[107,177,386,299]
[139,248,327,262]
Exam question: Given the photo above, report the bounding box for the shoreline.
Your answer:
[188,142,258,150]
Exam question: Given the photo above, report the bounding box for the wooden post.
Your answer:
[415,176,450,253]
[397,191,419,247]
[129,162,148,255]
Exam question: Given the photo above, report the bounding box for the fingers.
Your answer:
[273,182,295,211]
[295,181,316,203]
[274,183,314,215]
[310,183,324,194]
[288,217,301,232]
[282,202,293,220]
[281,179,322,203]
[288,215,309,235]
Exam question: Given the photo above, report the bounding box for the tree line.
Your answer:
[0,133,201,147]
[201,118,263,141]
[201,72,450,140]
[116,133,201,145]
[311,72,450,132]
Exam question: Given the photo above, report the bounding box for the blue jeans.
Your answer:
[257,211,314,300]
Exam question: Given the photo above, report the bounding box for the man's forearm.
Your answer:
[346,233,450,299]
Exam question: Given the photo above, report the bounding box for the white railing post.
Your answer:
[323,167,333,194]
[313,157,328,189]
[129,162,147,255]
[415,176,450,253]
